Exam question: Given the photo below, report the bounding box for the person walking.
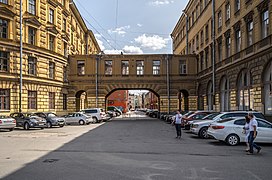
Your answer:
[172,110,182,139]
[243,115,250,152]
[247,113,262,155]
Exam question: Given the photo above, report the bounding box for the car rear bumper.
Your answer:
[0,124,16,129]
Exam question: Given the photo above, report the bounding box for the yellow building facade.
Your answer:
[172,0,272,118]
[0,0,100,115]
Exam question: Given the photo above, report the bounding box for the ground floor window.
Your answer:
[237,69,253,110]
[49,92,55,109]
[28,91,37,109]
[220,76,230,111]
[0,89,10,110]
[207,82,213,110]
[264,62,272,115]
[63,94,67,110]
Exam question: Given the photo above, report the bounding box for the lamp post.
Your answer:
[182,10,189,55]
[95,51,104,107]
[212,0,216,110]
[19,0,23,112]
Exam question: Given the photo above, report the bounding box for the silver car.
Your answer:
[0,115,16,131]
[65,113,93,125]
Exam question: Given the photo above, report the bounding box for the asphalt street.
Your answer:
[1,112,272,180]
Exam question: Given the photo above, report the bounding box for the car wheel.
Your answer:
[226,134,240,146]
[59,124,64,128]
[92,117,98,123]
[79,120,85,125]
[24,122,30,130]
[40,127,44,130]
[199,127,208,139]
[9,128,14,131]
[46,122,52,128]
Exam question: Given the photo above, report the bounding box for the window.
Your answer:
[28,91,37,109]
[205,24,209,41]
[49,62,55,79]
[205,49,209,68]
[29,0,36,15]
[196,35,199,49]
[0,0,8,4]
[49,92,55,109]
[77,60,85,75]
[258,120,272,128]
[28,57,36,75]
[196,5,199,18]
[63,94,67,110]
[226,36,231,58]
[0,18,8,38]
[226,3,231,21]
[237,70,253,111]
[247,21,253,46]
[0,51,8,72]
[207,81,213,110]
[63,42,68,57]
[63,18,66,31]
[105,60,112,75]
[200,30,204,44]
[0,89,9,110]
[220,76,230,111]
[153,60,160,75]
[28,27,36,45]
[235,0,240,12]
[235,29,241,52]
[136,60,144,75]
[49,8,54,24]
[200,53,204,71]
[63,66,68,82]
[218,39,222,62]
[234,119,246,126]
[218,11,222,28]
[121,60,129,75]
[49,34,55,51]
[179,60,187,75]
[62,0,66,7]
[200,0,203,12]
[262,10,269,38]
[264,62,272,115]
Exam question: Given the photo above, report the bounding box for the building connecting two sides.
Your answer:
[0,0,271,119]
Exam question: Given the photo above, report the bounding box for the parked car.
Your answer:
[208,117,272,146]
[34,112,65,128]
[191,111,266,139]
[80,108,106,123]
[64,113,93,125]
[0,115,16,131]
[10,112,46,130]
[182,111,212,129]
[107,106,122,116]
[149,109,159,118]
[107,110,117,118]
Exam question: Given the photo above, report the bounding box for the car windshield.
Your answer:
[24,113,36,117]
[184,111,194,117]
[0,115,7,118]
[203,113,220,120]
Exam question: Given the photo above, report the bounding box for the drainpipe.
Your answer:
[212,0,216,110]
[166,55,170,114]
[19,0,23,112]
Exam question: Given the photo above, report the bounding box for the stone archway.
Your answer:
[262,61,272,116]
[197,84,204,110]
[178,90,189,112]
[75,90,87,112]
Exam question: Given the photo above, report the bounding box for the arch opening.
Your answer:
[75,90,87,112]
[178,90,189,112]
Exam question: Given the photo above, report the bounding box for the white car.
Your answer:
[191,111,266,139]
[207,117,272,146]
[80,108,109,123]
[0,115,16,131]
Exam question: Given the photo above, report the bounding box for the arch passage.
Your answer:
[75,90,87,112]
[178,90,189,112]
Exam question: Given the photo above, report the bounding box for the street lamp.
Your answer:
[95,51,104,107]
[182,10,189,55]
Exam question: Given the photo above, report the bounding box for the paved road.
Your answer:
[1,113,272,180]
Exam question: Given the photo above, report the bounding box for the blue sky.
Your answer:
[74,0,189,54]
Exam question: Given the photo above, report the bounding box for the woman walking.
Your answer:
[243,115,250,152]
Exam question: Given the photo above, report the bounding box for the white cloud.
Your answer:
[149,0,174,6]
[123,45,143,54]
[104,49,123,54]
[137,23,143,27]
[135,34,169,51]
[108,25,131,36]
[94,34,105,51]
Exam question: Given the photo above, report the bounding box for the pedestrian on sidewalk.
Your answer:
[172,110,182,139]
[242,115,250,152]
[247,113,262,155]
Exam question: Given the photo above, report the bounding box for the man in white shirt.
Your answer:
[173,110,182,139]
[247,113,261,155]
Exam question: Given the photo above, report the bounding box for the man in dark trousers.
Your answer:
[247,113,262,155]
[172,110,182,139]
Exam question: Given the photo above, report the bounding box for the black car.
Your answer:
[10,112,46,130]
[34,112,65,128]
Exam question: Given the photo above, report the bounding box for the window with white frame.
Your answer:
[226,36,231,58]
[29,0,36,15]
[235,0,240,12]
[77,60,85,75]
[226,3,231,21]
[49,61,55,79]
[0,18,8,39]
[179,60,187,75]
[153,60,160,75]
[218,11,222,28]
[28,91,37,109]
[28,27,36,45]
[0,51,8,72]
[105,60,112,75]
[49,34,55,51]
[121,60,129,75]
[28,57,36,75]
[49,8,54,24]
[262,10,269,38]
[136,60,144,75]
[247,20,253,46]
[235,29,241,52]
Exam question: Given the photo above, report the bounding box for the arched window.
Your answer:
[220,76,230,111]
[207,81,213,110]
[237,69,253,110]
[198,84,204,110]
[264,62,272,115]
